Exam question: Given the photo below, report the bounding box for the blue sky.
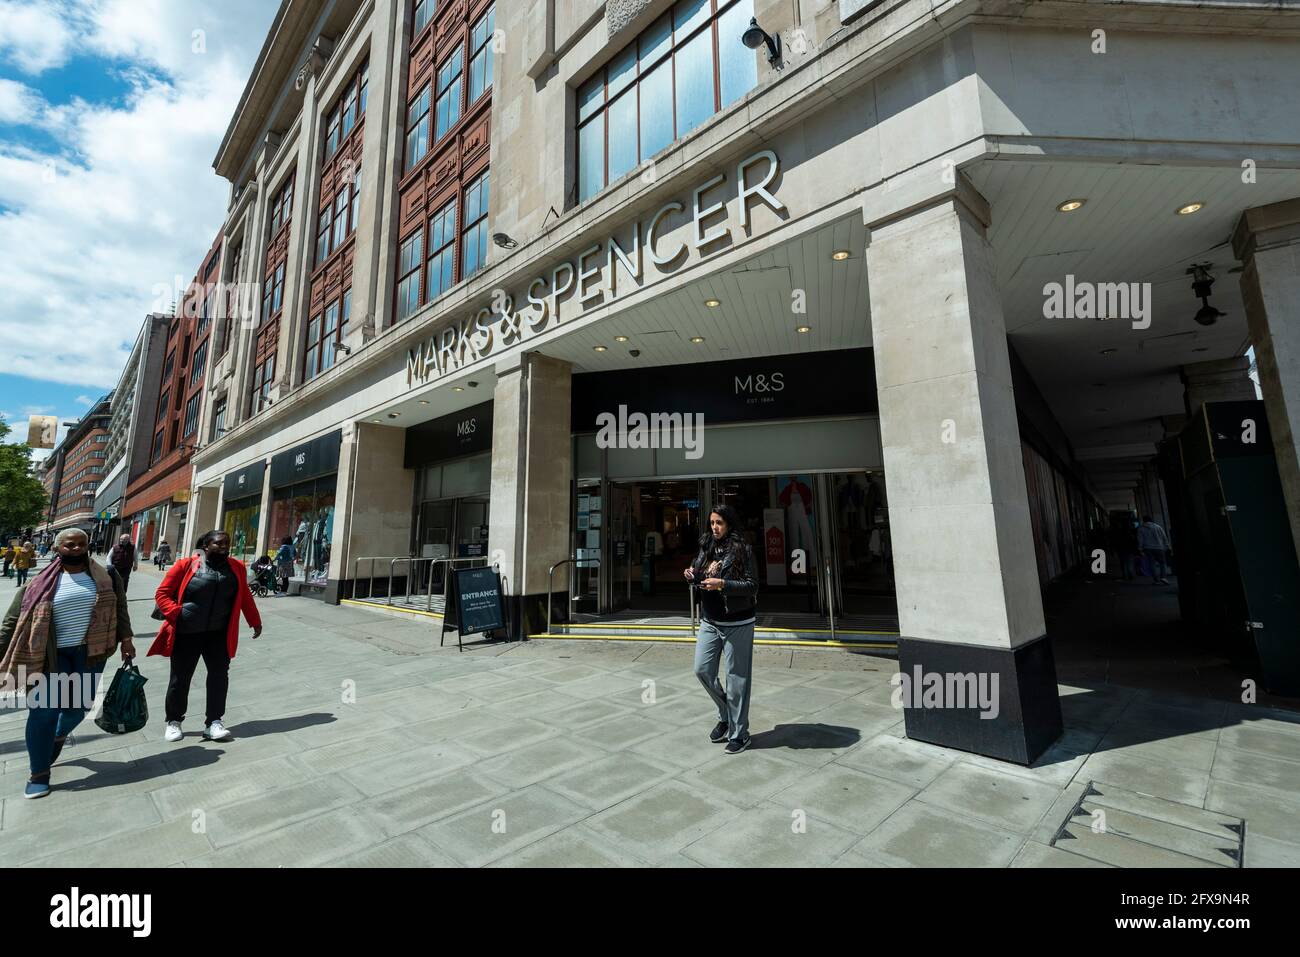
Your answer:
[0,0,276,460]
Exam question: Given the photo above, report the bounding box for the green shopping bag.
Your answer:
[94,659,149,734]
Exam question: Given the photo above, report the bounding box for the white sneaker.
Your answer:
[164,721,183,742]
[203,720,231,741]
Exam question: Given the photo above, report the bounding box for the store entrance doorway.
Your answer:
[415,496,490,593]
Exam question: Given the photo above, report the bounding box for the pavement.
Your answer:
[2,563,1299,868]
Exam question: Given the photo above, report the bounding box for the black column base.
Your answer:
[897,632,1063,765]
[501,592,567,640]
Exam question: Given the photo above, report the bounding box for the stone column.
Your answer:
[863,175,1062,765]
[488,352,573,638]
[190,484,221,542]
[328,421,415,603]
[1181,357,1258,416]
[1233,198,1300,558]
[253,464,274,560]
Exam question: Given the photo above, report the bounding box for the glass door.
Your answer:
[416,499,455,594]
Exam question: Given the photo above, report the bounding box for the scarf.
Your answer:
[692,530,749,580]
[1,556,118,683]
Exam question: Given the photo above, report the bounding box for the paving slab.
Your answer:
[328,832,462,867]
[915,762,1062,834]
[1076,750,1211,806]
[1209,745,1300,799]
[356,771,509,840]
[188,808,378,867]
[770,764,916,835]
[680,802,861,867]
[335,740,479,795]
[1011,840,1113,868]
[834,732,958,789]
[680,749,808,808]
[582,779,744,864]
[416,784,590,867]
[1205,779,1300,845]
[476,737,611,790]
[1051,823,1224,868]
[29,816,215,868]
[204,775,366,847]
[488,824,649,867]
[851,802,1024,868]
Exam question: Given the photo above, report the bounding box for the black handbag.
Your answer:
[95,659,149,734]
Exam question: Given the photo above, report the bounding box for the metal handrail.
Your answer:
[547,558,577,637]
[824,558,837,641]
[352,556,396,601]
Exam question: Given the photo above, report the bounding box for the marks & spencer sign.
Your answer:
[406,150,786,386]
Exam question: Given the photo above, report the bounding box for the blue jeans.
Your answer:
[15,567,28,586]
[25,645,106,777]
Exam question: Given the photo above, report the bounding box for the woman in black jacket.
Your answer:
[684,504,758,754]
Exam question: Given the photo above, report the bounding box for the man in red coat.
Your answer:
[150,530,262,742]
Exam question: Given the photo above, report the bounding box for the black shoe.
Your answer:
[709,721,730,743]
[724,735,751,755]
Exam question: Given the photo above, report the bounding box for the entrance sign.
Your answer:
[444,566,505,652]
[406,151,785,386]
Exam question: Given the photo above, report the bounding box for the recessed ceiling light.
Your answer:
[1100,348,1117,356]
[614,335,629,343]
[1056,199,1086,212]
[690,336,705,344]
[371,419,382,423]
[452,386,464,392]
[419,400,430,405]
[831,250,851,261]
[703,298,721,308]
[1176,202,1205,216]
[795,325,812,334]
[593,345,608,352]
[387,412,400,418]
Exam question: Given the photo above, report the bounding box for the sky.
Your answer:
[0,0,278,460]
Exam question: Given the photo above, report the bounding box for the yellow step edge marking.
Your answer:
[341,599,444,620]
[527,633,897,650]
[557,622,898,636]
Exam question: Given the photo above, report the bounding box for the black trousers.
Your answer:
[165,629,230,725]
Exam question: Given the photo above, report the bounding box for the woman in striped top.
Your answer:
[0,528,135,799]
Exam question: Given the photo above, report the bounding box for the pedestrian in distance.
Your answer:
[108,534,137,594]
[153,538,172,569]
[684,503,758,755]
[0,528,135,799]
[1138,515,1172,585]
[149,530,262,743]
[1,539,15,578]
[14,541,36,587]
[274,536,295,594]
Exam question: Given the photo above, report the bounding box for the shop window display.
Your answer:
[270,478,336,586]
[222,499,262,561]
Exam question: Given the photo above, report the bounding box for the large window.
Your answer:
[182,393,200,439]
[262,263,285,322]
[468,6,495,104]
[413,0,434,35]
[325,60,369,160]
[157,390,170,422]
[161,349,175,382]
[427,198,457,300]
[577,0,757,202]
[462,170,489,279]
[267,175,294,235]
[405,84,431,170]
[252,355,276,414]
[211,397,227,440]
[189,339,208,388]
[304,289,349,382]
[396,229,423,321]
[434,49,464,143]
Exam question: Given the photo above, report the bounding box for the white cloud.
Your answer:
[0,0,276,388]
[0,0,80,74]
[74,394,94,405]
[0,77,47,124]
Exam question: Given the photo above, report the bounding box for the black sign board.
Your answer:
[222,460,266,501]
[442,566,504,651]
[271,430,342,487]
[405,401,493,469]
[570,348,877,431]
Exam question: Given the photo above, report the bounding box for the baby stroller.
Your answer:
[250,558,278,597]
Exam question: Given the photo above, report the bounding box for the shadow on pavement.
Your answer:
[58,744,223,791]
[226,712,338,738]
[752,722,860,752]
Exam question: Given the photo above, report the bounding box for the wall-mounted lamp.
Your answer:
[1187,263,1225,327]
[742,18,782,66]
[493,233,518,249]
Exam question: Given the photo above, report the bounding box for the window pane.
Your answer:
[342,289,352,327]
[578,76,603,123]
[400,230,423,274]
[414,0,431,33]
[578,114,604,202]
[333,191,348,246]
[638,59,673,159]
[608,89,637,183]
[674,0,710,38]
[305,346,318,380]
[350,165,361,229]
[674,26,713,136]
[718,0,758,108]
[640,12,672,66]
[359,64,368,113]
[608,45,637,98]
[324,302,339,334]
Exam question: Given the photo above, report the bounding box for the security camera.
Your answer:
[628,349,641,358]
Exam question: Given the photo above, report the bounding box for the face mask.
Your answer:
[207,550,229,566]
[61,553,88,569]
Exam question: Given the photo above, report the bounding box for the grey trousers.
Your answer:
[694,618,755,741]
